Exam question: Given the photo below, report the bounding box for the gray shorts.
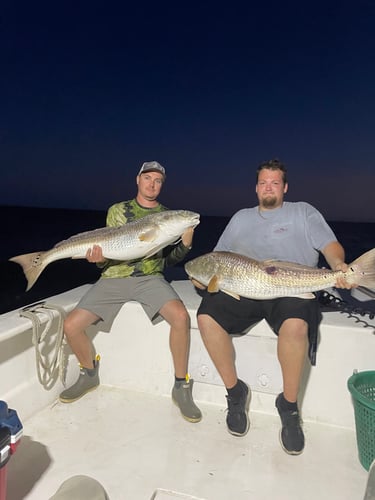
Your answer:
[77,275,181,330]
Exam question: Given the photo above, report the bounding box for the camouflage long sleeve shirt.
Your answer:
[99,199,191,279]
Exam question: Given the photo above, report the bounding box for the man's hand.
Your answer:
[181,227,194,249]
[85,244,106,263]
[334,262,357,289]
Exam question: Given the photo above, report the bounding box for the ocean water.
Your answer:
[1,205,375,315]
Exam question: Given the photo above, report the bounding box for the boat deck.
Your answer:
[7,385,368,500]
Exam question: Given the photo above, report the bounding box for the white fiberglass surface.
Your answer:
[7,386,368,500]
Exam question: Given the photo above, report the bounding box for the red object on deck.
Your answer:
[0,468,8,500]
[0,402,23,500]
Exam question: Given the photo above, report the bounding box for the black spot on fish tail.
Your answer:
[32,254,43,266]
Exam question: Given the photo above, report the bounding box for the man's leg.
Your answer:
[159,299,190,379]
[198,314,237,387]
[64,309,100,368]
[159,299,202,423]
[276,317,308,454]
[198,314,250,436]
[59,308,101,403]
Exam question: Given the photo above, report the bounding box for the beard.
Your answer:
[261,195,278,209]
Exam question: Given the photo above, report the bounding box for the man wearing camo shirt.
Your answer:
[59,161,201,423]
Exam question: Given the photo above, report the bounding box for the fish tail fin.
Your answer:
[349,248,375,288]
[9,252,47,291]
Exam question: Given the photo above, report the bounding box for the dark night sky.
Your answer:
[1,1,375,221]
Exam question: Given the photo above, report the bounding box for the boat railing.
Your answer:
[0,281,374,429]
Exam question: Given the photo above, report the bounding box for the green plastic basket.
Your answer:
[347,370,375,471]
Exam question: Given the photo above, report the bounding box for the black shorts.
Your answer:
[197,290,322,365]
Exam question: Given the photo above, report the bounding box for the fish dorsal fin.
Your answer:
[139,227,158,242]
[261,259,318,273]
[207,275,220,293]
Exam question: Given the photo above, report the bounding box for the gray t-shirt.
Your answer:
[215,201,337,267]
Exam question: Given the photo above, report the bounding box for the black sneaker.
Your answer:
[275,393,305,455]
[225,380,251,437]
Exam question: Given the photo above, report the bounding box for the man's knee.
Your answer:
[63,309,96,338]
[197,313,205,331]
[163,300,190,328]
[197,313,215,337]
[178,305,190,327]
[279,318,308,339]
[63,313,75,338]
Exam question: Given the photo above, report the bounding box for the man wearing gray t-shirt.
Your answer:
[196,159,353,455]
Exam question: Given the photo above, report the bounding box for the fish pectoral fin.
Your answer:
[207,275,220,293]
[222,289,241,300]
[190,278,207,290]
[139,228,158,242]
[143,242,168,258]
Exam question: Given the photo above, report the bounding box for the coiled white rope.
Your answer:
[19,301,67,388]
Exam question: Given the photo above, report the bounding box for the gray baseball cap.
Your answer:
[138,161,166,179]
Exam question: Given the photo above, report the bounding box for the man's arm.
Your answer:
[164,227,195,267]
[321,241,355,289]
[321,241,346,270]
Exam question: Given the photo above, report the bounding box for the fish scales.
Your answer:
[184,250,375,300]
[52,221,155,260]
[10,210,200,291]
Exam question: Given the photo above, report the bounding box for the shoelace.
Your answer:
[281,410,301,427]
[226,396,244,413]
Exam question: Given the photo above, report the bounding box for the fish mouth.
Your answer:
[191,215,200,228]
